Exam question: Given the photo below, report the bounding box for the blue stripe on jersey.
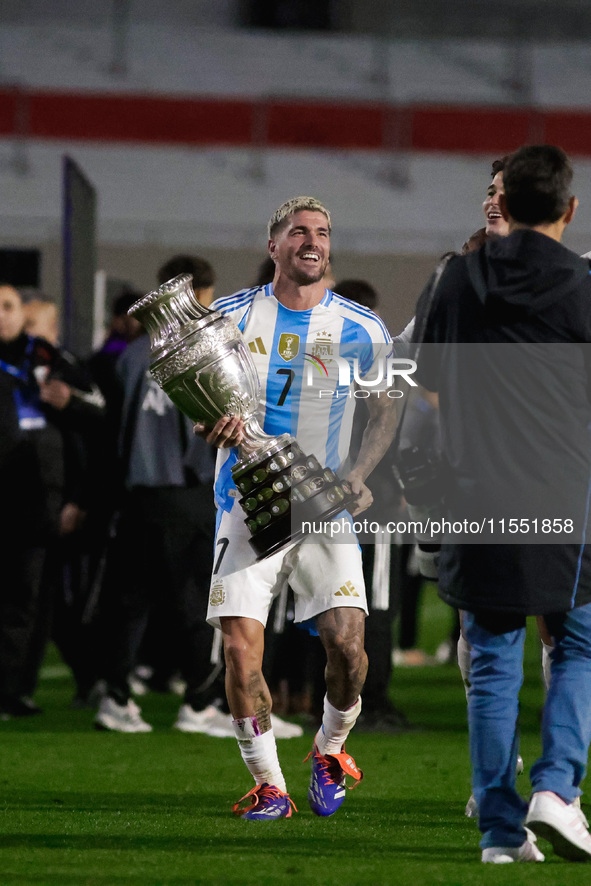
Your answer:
[214,449,239,512]
[340,315,374,375]
[323,315,386,469]
[325,388,348,471]
[263,303,313,436]
[319,317,373,470]
[211,289,258,333]
[330,293,392,344]
[211,287,259,315]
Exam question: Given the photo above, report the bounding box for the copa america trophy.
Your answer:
[128,274,355,559]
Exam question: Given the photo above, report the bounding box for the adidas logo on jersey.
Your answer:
[248,337,267,355]
[335,581,359,598]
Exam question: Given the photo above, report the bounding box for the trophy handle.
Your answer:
[239,417,290,457]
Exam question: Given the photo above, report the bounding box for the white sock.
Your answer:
[233,716,286,792]
[457,633,472,700]
[315,695,362,756]
[541,641,553,693]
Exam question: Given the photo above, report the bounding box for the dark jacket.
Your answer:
[414,229,591,614]
[0,333,103,539]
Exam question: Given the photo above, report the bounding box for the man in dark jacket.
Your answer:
[0,283,103,717]
[415,145,591,863]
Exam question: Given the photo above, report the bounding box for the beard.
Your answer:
[288,257,328,286]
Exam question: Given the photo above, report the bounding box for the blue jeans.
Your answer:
[463,603,591,849]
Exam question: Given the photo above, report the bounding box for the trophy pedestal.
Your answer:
[233,439,356,560]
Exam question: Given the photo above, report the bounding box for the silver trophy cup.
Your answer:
[129,274,354,558]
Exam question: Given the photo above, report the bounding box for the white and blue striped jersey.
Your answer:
[211,283,393,512]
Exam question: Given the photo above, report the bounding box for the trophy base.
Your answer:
[249,484,358,561]
[232,438,357,561]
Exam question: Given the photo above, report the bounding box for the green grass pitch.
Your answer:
[0,586,588,885]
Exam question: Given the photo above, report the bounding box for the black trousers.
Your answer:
[0,537,45,700]
[360,539,401,711]
[99,485,219,709]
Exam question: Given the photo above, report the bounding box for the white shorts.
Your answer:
[207,502,367,628]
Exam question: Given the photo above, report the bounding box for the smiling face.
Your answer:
[0,285,26,343]
[483,171,509,238]
[268,210,331,286]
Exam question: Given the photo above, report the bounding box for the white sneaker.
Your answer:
[482,831,544,863]
[526,790,591,861]
[173,703,234,737]
[466,755,524,818]
[95,697,152,733]
[573,795,589,827]
[270,713,303,739]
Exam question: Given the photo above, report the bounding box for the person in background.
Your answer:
[157,254,215,307]
[23,294,60,345]
[18,289,108,707]
[414,144,591,863]
[85,285,145,556]
[94,256,230,734]
[47,286,147,709]
[92,288,144,367]
[458,158,571,820]
[0,284,103,717]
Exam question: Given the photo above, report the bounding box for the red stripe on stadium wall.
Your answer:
[265,100,385,148]
[411,106,591,157]
[2,89,591,156]
[411,106,537,154]
[27,93,253,145]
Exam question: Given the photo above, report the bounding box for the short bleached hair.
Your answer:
[267,196,331,239]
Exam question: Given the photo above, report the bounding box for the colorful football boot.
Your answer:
[233,783,297,820]
[306,744,363,817]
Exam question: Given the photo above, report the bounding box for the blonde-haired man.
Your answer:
[195,197,397,819]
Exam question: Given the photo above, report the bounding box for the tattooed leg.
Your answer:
[220,616,272,727]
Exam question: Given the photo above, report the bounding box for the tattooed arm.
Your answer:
[346,392,397,516]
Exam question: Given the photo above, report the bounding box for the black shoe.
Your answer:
[0,696,43,719]
[356,705,416,734]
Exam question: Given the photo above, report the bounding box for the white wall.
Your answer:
[3,139,591,257]
[2,23,591,105]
